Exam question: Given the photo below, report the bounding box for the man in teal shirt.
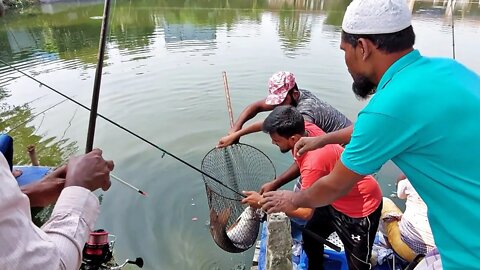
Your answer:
[259,0,480,269]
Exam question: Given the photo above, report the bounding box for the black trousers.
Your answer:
[303,202,382,270]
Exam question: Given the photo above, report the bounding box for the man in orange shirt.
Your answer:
[243,106,382,270]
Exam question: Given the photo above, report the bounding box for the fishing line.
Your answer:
[0,93,47,114]
[0,58,244,198]
[33,113,45,134]
[23,94,49,107]
[59,107,78,142]
[7,98,69,132]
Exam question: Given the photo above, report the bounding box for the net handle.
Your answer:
[222,71,234,128]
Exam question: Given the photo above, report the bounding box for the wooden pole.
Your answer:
[222,71,235,128]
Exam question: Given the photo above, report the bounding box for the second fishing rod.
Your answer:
[0,59,244,198]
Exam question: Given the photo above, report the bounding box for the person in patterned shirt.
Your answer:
[217,71,352,194]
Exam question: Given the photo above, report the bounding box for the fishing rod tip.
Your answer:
[139,190,148,197]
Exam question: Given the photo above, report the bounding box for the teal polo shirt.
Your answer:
[341,50,480,269]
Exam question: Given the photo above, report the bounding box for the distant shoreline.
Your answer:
[1,0,101,15]
[2,0,39,10]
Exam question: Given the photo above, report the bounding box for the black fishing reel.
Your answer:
[80,229,144,270]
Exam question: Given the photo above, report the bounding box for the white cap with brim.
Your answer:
[342,0,412,35]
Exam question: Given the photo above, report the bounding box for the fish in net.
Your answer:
[202,143,276,253]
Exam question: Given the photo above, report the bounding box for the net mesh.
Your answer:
[202,143,276,253]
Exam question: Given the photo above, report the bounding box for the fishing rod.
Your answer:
[450,0,456,59]
[0,60,245,198]
[85,0,112,153]
[111,174,147,197]
[222,71,234,128]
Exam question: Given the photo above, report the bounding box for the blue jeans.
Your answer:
[0,134,14,171]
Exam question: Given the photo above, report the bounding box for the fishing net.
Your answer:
[202,143,276,253]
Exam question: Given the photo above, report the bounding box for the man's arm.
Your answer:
[260,161,363,213]
[21,166,66,207]
[230,100,275,133]
[396,177,409,200]
[0,149,112,270]
[262,112,415,213]
[241,191,313,220]
[217,120,264,148]
[286,207,314,220]
[259,163,300,194]
[0,160,98,269]
[293,160,362,208]
[294,125,354,156]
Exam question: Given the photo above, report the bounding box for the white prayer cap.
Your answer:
[342,0,412,35]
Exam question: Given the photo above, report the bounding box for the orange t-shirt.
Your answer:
[294,122,382,218]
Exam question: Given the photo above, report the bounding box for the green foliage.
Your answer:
[0,0,333,65]
[0,87,78,166]
[3,0,38,9]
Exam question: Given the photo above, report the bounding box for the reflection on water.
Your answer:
[277,10,313,56]
[0,0,479,269]
[0,87,77,165]
[163,22,217,52]
[1,0,479,65]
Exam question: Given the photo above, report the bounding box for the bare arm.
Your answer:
[230,99,275,133]
[286,207,314,220]
[260,160,364,214]
[295,125,354,156]
[217,120,264,148]
[21,180,65,207]
[242,191,312,220]
[293,160,362,208]
[260,163,300,194]
[234,120,263,137]
[322,125,353,145]
[21,166,66,207]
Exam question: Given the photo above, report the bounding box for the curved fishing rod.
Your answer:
[0,59,245,198]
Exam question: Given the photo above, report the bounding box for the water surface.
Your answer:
[0,0,479,269]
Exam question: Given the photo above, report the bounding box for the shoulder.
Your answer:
[305,122,326,136]
[297,89,346,117]
[305,144,341,164]
[297,89,325,104]
[365,56,472,119]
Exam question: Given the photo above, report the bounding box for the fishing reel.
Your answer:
[80,229,144,270]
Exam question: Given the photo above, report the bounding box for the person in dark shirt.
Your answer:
[217,71,352,193]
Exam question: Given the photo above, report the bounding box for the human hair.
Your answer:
[341,26,415,53]
[262,105,304,138]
